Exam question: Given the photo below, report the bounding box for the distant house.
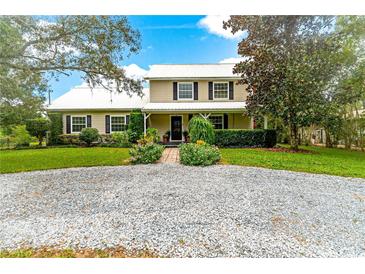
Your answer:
[47,63,258,142]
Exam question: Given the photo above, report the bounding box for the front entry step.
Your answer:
[162,142,183,148]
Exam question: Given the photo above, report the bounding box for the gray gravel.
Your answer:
[0,164,364,257]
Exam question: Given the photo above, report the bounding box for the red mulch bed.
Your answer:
[256,147,316,154]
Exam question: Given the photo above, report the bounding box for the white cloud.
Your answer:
[219,56,248,63]
[123,64,148,81]
[198,15,244,40]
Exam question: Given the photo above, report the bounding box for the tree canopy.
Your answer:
[224,16,365,149]
[0,16,142,132]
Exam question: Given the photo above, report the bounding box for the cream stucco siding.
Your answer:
[59,111,130,134]
[149,80,247,103]
[148,113,251,140]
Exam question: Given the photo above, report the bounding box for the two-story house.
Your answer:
[47,63,253,142]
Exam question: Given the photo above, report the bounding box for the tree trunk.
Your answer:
[38,135,43,146]
[289,123,299,150]
[325,129,333,148]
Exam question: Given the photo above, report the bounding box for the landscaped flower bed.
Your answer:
[179,140,221,166]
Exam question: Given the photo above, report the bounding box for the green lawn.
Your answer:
[221,146,365,178]
[0,147,130,174]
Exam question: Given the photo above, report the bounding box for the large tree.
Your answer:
[0,16,142,132]
[224,16,343,150]
[320,16,365,150]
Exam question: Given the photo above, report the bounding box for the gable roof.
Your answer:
[145,63,240,79]
[47,85,149,111]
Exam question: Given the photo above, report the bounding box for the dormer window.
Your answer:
[213,82,229,99]
[178,82,193,100]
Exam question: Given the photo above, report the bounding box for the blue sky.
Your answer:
[49,15,244,100]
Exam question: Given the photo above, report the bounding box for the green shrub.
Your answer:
[79,128,100,146]
[146,127,160,143]
[127,109,144,143]
[129,142,164,164]
[25,118,51,145]
[59,134,80,145]
[48,113,63,145]
[111,132,130,147]
[179,142,221,166]
[12,125,31,147]
[214,129,277,148]
[0,132,13,148]
[188,116,215,144]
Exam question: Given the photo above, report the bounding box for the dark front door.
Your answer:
[170,116,182,141]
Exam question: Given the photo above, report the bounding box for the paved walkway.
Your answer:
[159,148,180,164]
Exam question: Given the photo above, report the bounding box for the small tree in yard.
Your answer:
[79,128,100,147]
[188,116,215,144]
[26,118,51,145]
[127,109,144,143]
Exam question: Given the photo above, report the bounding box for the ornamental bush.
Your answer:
[25,117,51,145]
[188,116,215,144]
[12,125,32,147]
[48,113,63,145]
[214,129,277,148]
[179,141,221,166]
[111,131,130,147]
[79,128,100,146]
[129,141,164,164]
[146,127,160,143]
[127,109,144,143]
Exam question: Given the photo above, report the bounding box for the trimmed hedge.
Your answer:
[214,129,277,148]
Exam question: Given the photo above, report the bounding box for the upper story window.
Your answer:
[213,82,228,99]
[178,82,193,100]
[71,116,86,133]
[111,115,127,132]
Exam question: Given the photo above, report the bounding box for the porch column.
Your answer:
[143,113,151,135]
[264,116,268,129]
[250,117,255,129]
[199,113,211,119]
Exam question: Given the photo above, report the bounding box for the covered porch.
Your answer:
[142,101,257,142]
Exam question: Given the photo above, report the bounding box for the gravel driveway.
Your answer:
[1,164,364,257]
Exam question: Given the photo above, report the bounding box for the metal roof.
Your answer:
[47,85,149,111]
[142,102,246,112]
[145,63,240,79]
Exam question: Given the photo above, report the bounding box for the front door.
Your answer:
[170,116,182,141]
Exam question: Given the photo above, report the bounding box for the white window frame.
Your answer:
[209,114,224,129]
[110,115,127,133]
[177,82,194,100]
[71,115,87,133]
[213,81,229,100]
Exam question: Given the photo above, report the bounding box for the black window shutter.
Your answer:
[105,115,110,134]
[188,114,193,121]
[224,114,228,129]
[126,115,130,130]
[229,81,234,100]
[193,82,198,100]
[66,115,71,134]
[208,82,213,100]
[87,115,92,127]
[173,82,178,100]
